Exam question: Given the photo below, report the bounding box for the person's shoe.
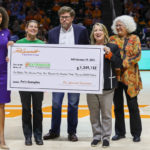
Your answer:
[25,137,32,146]
[35,138,44,145]
[102,139,109,148]
[112,135,125,141]
[0,144,9,150]
[91,139,101,147]
[133,136,141,142]
[68,134,78,142]
[43,130,60,140]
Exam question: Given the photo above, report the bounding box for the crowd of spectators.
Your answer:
[1,0,150,48]
[124,0,150,47]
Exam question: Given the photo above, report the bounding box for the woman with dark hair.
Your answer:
[87,23,122,148]
[17,20,44,146]
[8,20,45,146]
[0,6,11,150]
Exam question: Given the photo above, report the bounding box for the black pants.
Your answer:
[19,91,43,139]
[113,82,142,137]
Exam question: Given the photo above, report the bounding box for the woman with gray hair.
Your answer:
[110,15,142,142]
[87,23,122,148]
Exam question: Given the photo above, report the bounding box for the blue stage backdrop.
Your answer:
[139,49,150,70]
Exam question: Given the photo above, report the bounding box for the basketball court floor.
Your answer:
[4,71,150,150]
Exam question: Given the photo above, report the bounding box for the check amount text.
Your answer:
[76,66,97,71]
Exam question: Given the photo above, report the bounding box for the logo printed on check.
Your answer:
[14,48,40,54]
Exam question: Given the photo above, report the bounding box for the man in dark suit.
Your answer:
[43,6,89,142]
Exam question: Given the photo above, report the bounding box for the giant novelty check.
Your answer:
[8,44,104,94]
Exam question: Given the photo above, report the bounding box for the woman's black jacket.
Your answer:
[103,43,122,90]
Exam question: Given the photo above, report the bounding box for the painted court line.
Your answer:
[5,105,150,118]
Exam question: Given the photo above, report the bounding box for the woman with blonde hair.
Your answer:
[87,23,122,148]
[110,15,142,142]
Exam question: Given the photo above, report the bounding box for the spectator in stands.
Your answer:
[75,8,84,24]
[24,0,33,9]
[92,6,102,18]
[37,7,45,16]
[17,10,26,23]
[124,0,134,15]
[10,5,19,19]
[70,0,79,5]
[145,8,150,20]
[40,15,51,30]
[10,29,19,42]
[110,15,142,142]
[34,11,42,22]
[145,20,150,47]
[92,0,102,8]
[52,2,61,12]
[133,0,144,11]
[84,0,93,9]
[92,16,101,24]
[12,20,21,35]
[19,19,26,37]
[25,9,34,21]
[61,0,70,5]
[84,14,93,32]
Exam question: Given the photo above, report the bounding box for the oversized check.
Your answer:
[8,44,104,94]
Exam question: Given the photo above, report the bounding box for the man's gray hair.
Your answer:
[111,15,137,34]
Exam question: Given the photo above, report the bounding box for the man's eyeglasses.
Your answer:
[60,16,71,19]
